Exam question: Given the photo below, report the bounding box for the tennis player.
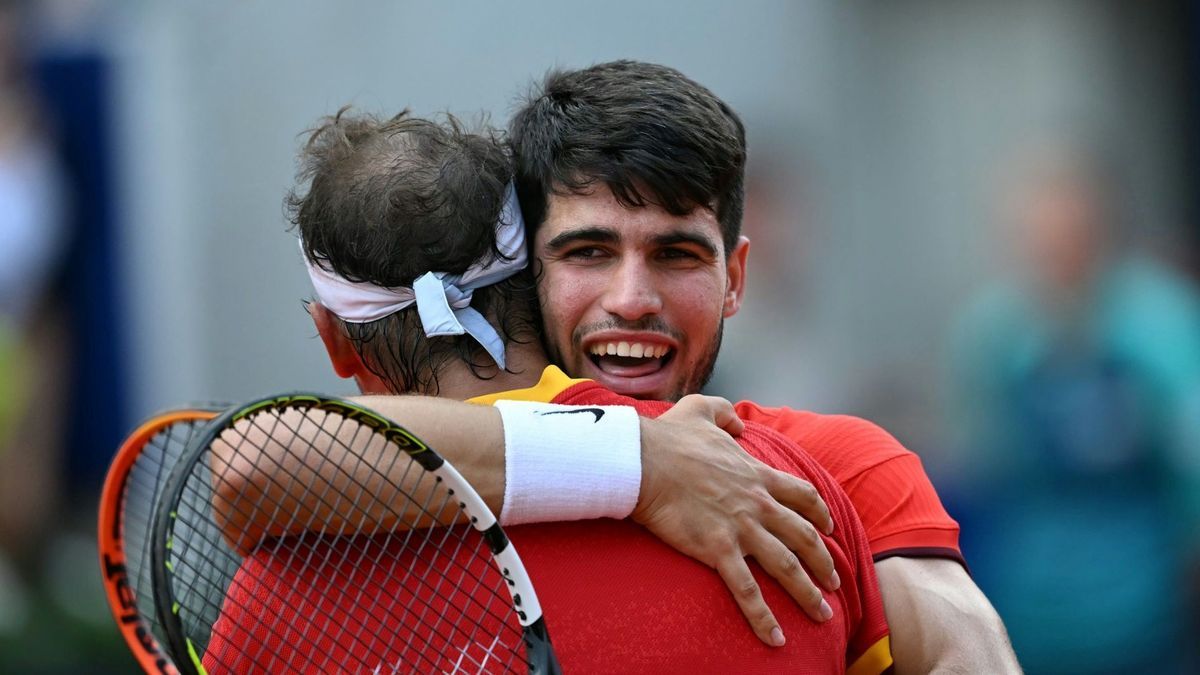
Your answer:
[223,60,1019,672]
[209,108,891,673]
[504,61,1017,673]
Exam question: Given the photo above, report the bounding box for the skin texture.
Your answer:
[877,558,1021,674]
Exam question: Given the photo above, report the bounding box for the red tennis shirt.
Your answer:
[203,367,892,674]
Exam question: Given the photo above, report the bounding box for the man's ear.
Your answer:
[723,236,750,318]
[309,301,364,379]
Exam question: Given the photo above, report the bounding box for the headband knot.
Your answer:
[301,183,527,369]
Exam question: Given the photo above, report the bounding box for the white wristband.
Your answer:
[495,400,642,526]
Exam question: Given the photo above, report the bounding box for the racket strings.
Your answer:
[236,409,520,630]
[264,410,524,673]
[191,415,471,673]
[223,408,519,625]
[208,409,454,550]
[165,405,526,674]
[251,409,523,673]
[123,421,209,646]
[193,411,514,674]
[236,415,462,674]
[169,442,458,673]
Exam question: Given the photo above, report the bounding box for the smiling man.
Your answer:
[534,187,737,402]
[222,61,1019,671]
[507,60,1020,673]
[207,109,891,673]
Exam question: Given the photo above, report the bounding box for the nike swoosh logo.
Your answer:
[539,407,605,423]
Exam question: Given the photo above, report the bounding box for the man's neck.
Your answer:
[430,341,551,401]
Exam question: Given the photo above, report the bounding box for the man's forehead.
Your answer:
[539,188,721,245]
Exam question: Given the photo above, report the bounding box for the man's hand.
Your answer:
[632,394,840,647]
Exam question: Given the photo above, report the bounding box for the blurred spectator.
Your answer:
[0,2,137,668]
[0,0,70,645]
[946,142,1200,673]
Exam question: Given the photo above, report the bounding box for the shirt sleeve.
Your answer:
[736,402,964,564]
[841,453,963,563]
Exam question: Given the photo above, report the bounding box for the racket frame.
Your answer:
[98,408,221,675]
[150,393,560,675]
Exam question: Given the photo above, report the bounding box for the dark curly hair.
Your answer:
[509,60,747,254]
[286,107,539,394]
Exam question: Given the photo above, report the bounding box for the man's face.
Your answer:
[533,185,749,401]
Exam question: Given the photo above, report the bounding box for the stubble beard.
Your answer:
[666,319,723,402]
[545,314,725,403]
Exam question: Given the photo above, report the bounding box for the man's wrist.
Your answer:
[496,401,641,525]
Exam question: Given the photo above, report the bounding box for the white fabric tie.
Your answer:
[301,183,527,369]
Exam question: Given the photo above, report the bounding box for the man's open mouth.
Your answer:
[587,341,675,378]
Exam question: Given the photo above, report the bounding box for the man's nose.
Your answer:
[600,259,663,321]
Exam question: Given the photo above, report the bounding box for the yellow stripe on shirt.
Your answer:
[847,636,892,675]
[467,365,589,405]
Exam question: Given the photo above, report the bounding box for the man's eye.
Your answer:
[659,248,699,261]
[567,247,606,260]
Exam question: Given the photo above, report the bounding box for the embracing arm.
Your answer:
[877,557,1021,674]
[211,393,838,645]
[210,396,507,549]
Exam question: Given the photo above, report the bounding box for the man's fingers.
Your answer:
[706,396,745,436]
[743,528,835,623]
[766,469,834,535]
[761,506,840,592]
[716,557,786,647]
[676,394,744,436]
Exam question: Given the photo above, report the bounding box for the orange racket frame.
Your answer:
[98,409,220,675]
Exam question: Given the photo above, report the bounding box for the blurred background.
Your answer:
[0,0,1197,672]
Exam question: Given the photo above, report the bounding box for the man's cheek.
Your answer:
[537,300,575,363]
[548,285,589,323]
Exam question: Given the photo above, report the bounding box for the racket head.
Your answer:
[150,392,559,675]
[97,407,223,675]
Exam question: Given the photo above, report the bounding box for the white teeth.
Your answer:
[589,342,670,359]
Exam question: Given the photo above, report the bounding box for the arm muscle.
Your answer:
[876,557,1020,674]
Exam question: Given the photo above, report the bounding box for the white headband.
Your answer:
[301,183,528,369]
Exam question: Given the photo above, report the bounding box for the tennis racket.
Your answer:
[98,407,224,675]
[149,393,560,674]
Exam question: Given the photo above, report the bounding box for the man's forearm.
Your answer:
[876,557,1021,674]
[210,396,508,552]
[211,395,650,549]
[209,392,843,647]
[350,395,508,510]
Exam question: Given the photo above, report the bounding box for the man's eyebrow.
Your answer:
[542,227,619,252]
[651,231,720,258]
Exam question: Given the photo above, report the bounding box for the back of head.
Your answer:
[509,60,747,253]
[288,108,539,394]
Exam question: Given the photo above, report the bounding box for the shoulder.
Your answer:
[734,403,911,480]
[737,403,962,560]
